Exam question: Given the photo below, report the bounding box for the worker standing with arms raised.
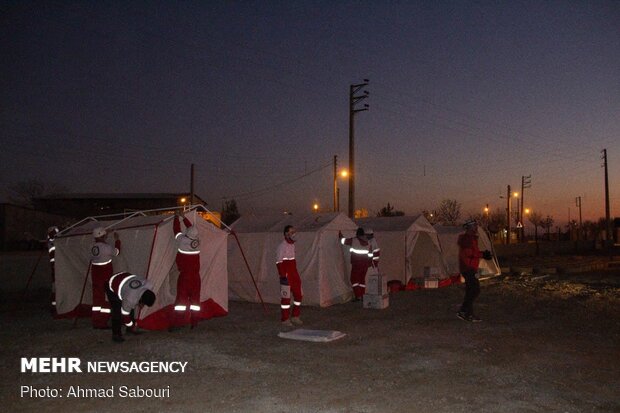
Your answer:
[172,211,202,329]
[90,227,121,328]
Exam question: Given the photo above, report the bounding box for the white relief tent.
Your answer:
[354,215,449,284]
[53,208,228,329]
[228,212,358,307]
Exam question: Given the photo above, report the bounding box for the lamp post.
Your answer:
[513,191,520,242]
[333,165,348,212]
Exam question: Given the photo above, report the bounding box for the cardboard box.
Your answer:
[424,278,439,288]
[365,273,388,295]
[363,293,389,309]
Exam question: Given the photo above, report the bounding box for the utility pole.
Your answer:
[190,163,195,206]
[333,155,338,212]
[602,149,612,248]
[506,185,511,245]
[576,196,583,240]
[521,175,531,242]
[348,79,369,218]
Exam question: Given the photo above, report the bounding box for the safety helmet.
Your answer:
[93,227,107,238]
[48,226,59,235]
[185,226,199,239]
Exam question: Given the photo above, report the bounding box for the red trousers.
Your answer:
[350,261,370,299]
[279,261,302,321]
[174,253,201,326]
[91,263,113,328]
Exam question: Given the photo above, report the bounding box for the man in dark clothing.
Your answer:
[457,219,493,322]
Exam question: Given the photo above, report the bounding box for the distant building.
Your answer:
[33,193,207,218]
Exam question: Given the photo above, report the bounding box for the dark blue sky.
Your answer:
[1,1,618,223]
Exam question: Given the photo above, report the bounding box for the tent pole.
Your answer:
[72,262,92,329]
[231,231,268,315]
[21,248,45,306]
[135,225,159,325]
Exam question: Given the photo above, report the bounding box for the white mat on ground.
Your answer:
[278,329,346,342]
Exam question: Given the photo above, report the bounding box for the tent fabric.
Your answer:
[434,225,501,277]
[354,215,449,284]
[54,211,228,330]
[228,212,358,307]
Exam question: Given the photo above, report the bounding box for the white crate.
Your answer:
[363,293,389,309]
[365,273,388,295]
[424,278,439,289]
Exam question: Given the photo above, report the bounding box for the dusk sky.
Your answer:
[1,1,618,225]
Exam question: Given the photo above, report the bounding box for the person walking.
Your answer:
[457,219,492,322]
[276,225,303,327]
[340,227,373,301]
[90,227,121,328]
[106,271,156,343]
[172,211,202,329]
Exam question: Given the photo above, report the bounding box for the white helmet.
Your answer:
[185,226,199,239]
[48,226,59,234]
[93,227,107,238]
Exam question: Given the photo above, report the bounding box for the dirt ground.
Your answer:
[2,262,620,413]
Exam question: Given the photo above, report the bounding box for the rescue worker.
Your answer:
[366,228,380,268]
[172,211,201,329]
[106,271,156,343]
[340,228,373,301]
[276,225,303,327]
[46,226,59,315]
[457,219,493,322]
[90,227,121,329]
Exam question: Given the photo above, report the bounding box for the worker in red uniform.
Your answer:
[106,271,156,343]
[90,227,121,328]
[47,226,59,315]
[457,219,492,322]
[172,211,201,329]
[340,227,373,301]
[276,225,303,327]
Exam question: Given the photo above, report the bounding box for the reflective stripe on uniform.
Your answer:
[178,249,200,255]
[125,321,134,327]
[117,275,137,301]
[293,300,302,306]
[92,306,102,312]
[92,259,112,266]
[350,248,369,255]
[174,305,187,311]
[281,304,291,309]
[100,308,111,314]
[190,305,200,312]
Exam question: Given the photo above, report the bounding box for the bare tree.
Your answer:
[8,179,68,207]
[540,215,554,240]
[377,202,404,217]
[436,199,461,226]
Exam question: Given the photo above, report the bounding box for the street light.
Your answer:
[313,203,319,212]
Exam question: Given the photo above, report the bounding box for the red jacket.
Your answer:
[458,232,482,272]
